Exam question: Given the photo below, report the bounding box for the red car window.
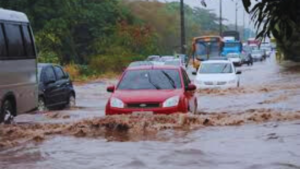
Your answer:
[118,69,182,90]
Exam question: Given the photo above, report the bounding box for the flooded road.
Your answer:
[1,53,300,169]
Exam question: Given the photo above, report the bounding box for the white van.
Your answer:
[0,9,38,123]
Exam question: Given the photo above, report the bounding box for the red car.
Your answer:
[105,65,198,115]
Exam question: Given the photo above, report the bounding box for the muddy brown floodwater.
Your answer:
[1,53,300,169]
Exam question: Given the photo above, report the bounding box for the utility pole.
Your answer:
[219,0,223,36]
[180,0,186,54]
[243,9,245,41]
[235,1,238,31]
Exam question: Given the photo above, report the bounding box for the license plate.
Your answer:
[132,111,154,116]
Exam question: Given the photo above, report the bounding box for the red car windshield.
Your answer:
[118,69,182,90]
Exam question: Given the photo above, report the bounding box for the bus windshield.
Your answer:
[195,41,220,60]
[224,42,240,48]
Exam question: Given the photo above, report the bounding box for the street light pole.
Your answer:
[180,0,186,54]
[235,2,238,31]
[243,9,245,41]
[219,0,223,36]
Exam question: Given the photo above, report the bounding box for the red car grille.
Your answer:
[126,103,160,109]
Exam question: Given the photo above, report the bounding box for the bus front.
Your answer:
[222,40,242,56]
[192,37,222,70]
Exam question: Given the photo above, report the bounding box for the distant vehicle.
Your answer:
[249,44,259,50]
[38,64,76,111]
[160,56,175,62]
[194,60,241,89]
[150,61,164,66]
[106,65,198,115]
[164,59,186,69]
[128,61,153,68]
[226,53,242,66]
[223,37,235,41]
[222,31,240,41]
[241,49,253,66]
[248,38,261,47]
[0,9,38,123]
[251,49,265,61]
[146,55,160,61]
[260,44,272,57]
[177,54,188,67]
[208,57,228,61]
[192,36,224,70]
[221,40,243,56]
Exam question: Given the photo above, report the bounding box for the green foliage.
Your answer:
[0,0,223,76]
[37,51,59,64]
[122,1,220,54]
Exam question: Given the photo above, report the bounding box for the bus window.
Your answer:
[0,24,7,57]
[22,25,35,58]
[4,24,25,58]
[196,43,206,55]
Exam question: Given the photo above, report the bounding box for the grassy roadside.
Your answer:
[64,64,120,84]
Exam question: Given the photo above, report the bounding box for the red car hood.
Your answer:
[112,89,183,103]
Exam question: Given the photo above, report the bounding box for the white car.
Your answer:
[251,49,265,61]
[260,46,272,57]
[226,53,242,66]
[164,59,186,69]
[194,60,241,89]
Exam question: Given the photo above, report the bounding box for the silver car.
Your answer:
[251,49,265,61]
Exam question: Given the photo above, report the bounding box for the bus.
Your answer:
[0,9,38,123]
[192,36,224,70]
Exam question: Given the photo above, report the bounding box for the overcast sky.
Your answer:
[162,0,253,29]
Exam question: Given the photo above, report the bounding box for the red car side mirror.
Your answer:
[186,84,197,91]
[107,85,115,93]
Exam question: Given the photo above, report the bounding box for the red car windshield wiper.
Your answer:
[148,73,161,90]
[161,70,176,89]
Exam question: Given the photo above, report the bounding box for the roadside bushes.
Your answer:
[38,51,60,64]
[89,54,144,74]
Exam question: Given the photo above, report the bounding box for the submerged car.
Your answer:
[208,57,228,61]
[194,60,241,89]
[251,49,265,61]
[159,56,175,62]
[38,64,76,111]
[146,55,160,61]
[260,46,272,57]
[128,61,153,68]
[164,59,186,69]
[106,65,198,115]
[226,53,242,66]
[241,48,253,66]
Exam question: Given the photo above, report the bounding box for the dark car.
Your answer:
[38,63,76,111]
[241,49,253,66]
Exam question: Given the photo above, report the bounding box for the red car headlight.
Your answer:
[162,96,180,108]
